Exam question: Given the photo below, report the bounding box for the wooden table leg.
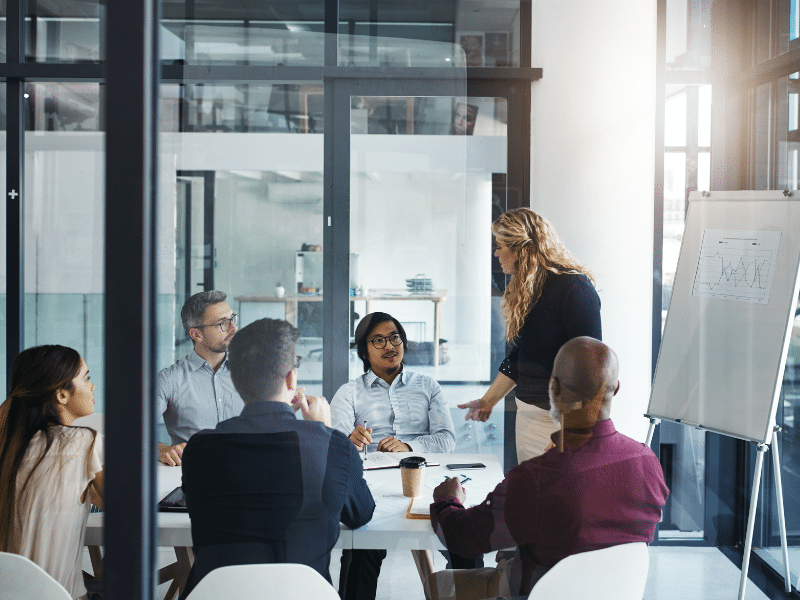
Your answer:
[88,545,103,580]
[411,549,435,600]
[160,546,193,600]
[175,546,194,595]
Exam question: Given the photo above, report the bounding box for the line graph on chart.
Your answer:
[691,229,781,304]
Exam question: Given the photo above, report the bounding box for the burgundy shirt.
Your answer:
[430,419,668,596]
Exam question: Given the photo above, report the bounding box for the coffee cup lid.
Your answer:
[399,456,426,469]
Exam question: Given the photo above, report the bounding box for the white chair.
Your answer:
[528,542,649,600]
[185,563,340,600]
[0,551,73,600]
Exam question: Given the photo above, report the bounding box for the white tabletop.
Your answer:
[85,454,503,551]
[352,453,503,550]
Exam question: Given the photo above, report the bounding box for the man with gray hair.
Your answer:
[156,290,244,465]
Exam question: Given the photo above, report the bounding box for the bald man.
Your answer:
[428,337,669,600]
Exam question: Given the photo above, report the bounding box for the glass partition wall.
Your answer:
[5,0,537,596]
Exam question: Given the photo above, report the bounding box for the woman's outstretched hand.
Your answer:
[458,399,493,422]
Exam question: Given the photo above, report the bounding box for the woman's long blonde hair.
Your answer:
[493,208,595,342]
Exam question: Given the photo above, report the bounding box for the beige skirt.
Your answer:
[515,399,560,463]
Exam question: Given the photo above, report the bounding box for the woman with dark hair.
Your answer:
[0,345,104,600]
[459,207,602,463]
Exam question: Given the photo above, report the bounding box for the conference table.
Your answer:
[85,453,504,600]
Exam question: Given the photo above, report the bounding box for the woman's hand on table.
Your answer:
[458,398,493,422]
[433,477,466,504]
[376,436,411,452]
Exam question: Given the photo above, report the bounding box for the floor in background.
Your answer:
[755,546,799,592]
[644,547,769,600]
[83,546,772,599]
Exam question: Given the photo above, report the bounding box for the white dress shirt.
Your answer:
[156,350,244,445]
[330,368,456,453]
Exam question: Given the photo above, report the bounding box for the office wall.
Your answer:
[166,133,505,352]
[531,0,657,441]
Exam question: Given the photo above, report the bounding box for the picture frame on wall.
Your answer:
[459,33,484,67]
[484,32,508,67]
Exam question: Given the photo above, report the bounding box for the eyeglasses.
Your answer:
[194,313,239,333]
[286,355,302,377]
[369,333,403,349]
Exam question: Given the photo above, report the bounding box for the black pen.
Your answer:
[363,421,368,460]
[443,474,471,484]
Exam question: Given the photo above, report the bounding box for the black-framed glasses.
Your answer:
[287,355,302,377]
[194,313,239,332]
[369,333,403,349]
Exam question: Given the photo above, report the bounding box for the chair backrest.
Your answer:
[528,542,649,600]
[185,563,340,600]
[0,552,73,600]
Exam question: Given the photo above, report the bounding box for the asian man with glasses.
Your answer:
[330,312,459,600]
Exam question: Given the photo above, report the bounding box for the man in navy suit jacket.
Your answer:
[181,318,375,594]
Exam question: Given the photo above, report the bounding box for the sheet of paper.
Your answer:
[369,496,411,521]
[691,229,781,304]
[418,477,497,512]
[362,452,400,470]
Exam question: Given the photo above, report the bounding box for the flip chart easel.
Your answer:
[646,190,800,599]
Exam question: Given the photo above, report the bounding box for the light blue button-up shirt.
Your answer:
[156,350,245,445]
[330,369,456,453]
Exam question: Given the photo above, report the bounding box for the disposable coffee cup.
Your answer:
[399,456,426,497]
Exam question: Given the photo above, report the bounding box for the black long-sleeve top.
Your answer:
[499,272,602,409]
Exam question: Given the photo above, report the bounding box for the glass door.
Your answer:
[349,93,509,465]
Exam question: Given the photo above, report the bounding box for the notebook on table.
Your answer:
[361,453,440,470]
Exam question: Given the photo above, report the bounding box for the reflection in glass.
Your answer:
[160,23,326,66]
[158,80,326,438]
[162,84,323,133]
[659,81,713,540]
[757,72,800,578]
[350,96,506,136]
[0,84,5,392]
[665,0,711,71]
[28,2,102,62]
[665,90,687,147]
[22,82,105,417]
[698,85,711,146]
[350,95,507,465]
[662,152,686,316]
[25,83,100,131]
[339,0,520,67]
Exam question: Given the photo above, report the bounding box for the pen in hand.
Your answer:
[363,421,368,460]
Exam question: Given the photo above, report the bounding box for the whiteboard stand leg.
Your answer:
[771,427,792,593]
[739,444,768,600]
[645,417,660,447]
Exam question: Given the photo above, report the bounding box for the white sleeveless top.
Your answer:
[13,426,104,599]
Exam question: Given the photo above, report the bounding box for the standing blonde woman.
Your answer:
[0,345,104,600]
[459,208,601,463]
